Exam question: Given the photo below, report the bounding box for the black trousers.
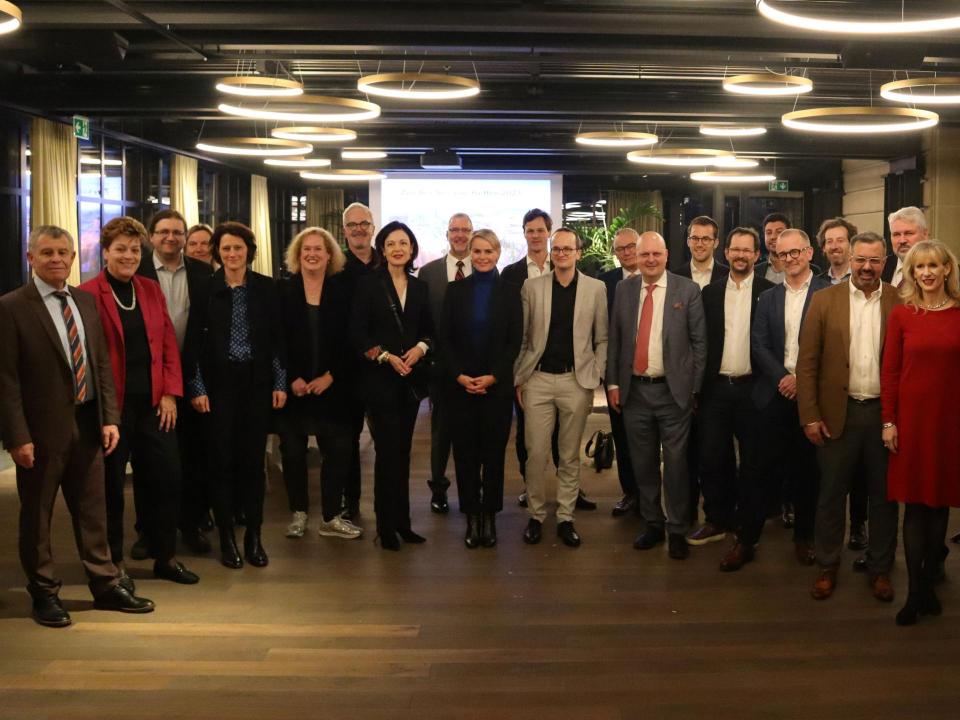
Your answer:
[280,413,352,522]
[428,379,453,491]
[367,392,420,534]
[176,399,212,531]
[207,362,271,531]
[449,390,513,514]
[104,394,180,564]
[343,387,366,507]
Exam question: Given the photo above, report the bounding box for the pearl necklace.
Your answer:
[111,283,137,311]
[920,296,950,311]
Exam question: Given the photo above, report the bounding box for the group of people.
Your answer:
[0,199,957,630]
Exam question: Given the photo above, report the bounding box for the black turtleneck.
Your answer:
[106,271,152,400]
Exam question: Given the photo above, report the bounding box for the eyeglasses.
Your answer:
[851,256,885,267]
[551,246,578,255]
[153,230,185,238]
[775,248,809,260]
[613,242,637,253]
[687,235,717,245]
[345,221,372,231]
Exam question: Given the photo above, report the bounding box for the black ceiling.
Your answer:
[2,1,958,181]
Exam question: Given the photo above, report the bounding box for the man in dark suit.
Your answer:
[136,209,214,555]
[753,212,790,285]
[674,215,729,289]
[418,212,473,513]
[729,228,830,570]
[607,231,706,560]
[881,206,928,286]
[690,227,773,553]
[0,225,155,626]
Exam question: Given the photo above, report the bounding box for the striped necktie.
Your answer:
[455,260,465,281]
[53,291,88,403]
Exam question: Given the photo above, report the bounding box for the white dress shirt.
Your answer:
[445,253,472,282]
[783,271,813,374]
[891,258,904,288]
[848,283,882,400]
[719,272,753,377]
[691,260,714,290]
[637,272,668,378]
[526,255,550,278]
[34,276,95,401]
[153,251,190,350]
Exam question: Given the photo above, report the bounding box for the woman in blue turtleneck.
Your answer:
[440,229,522,548]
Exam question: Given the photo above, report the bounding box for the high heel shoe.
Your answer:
[480,512,497,548]
[464,514,481,549]
[397,529,426,544]
[375,530,400,551]
[219,527,243,569]
[895,593,921,626]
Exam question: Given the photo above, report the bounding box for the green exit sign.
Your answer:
[72,115,90,140]
[768,179,789,192]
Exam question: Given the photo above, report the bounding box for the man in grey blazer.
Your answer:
[418,212,473,513]
[607,231,707,560]
[514,228,607,547]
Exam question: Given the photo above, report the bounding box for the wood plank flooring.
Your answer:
[1,409,958,720]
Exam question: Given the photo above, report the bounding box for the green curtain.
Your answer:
[306,188,345,241]
[607,190,663,233]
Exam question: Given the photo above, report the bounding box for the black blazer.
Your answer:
[674,261,730,286]
[500,256,551,291]
[191,268,285,393]
[881,254,898,284]
[350,269,434,403]
[277,273,350,418]
[700,274,774,392]
[599,267,628,320]
[440,273,522,399]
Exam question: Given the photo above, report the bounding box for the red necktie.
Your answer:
[633,284,655,375]
[455,260,465,281]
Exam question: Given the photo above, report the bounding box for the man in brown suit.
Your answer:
[0,225,155,626]
[796,231,900,603]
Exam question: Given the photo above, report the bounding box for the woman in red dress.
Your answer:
[881,239,960,626]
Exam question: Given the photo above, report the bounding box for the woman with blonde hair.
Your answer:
[881,239,960,625]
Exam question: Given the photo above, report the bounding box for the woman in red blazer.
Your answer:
[80,216,198,587]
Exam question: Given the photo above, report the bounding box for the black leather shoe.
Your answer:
[852,554,868,572]
[523,518,542,545]
[376,530,400,551]
[93,585,155,613]
[153,560,200,585]
[848,522,868,551]
[611,494,637,517]
[32,595,71,627]
[430,489,450,514]
[517,492,528,508]
[219,528,243,569]
[575,491,597,511]
[480,512,497,548]
[244,529,269,567]
[633,527,666,550]
[129,532,152,561]
[397,528,426,544]
[668,533,690,560]
[557,521,581,548]
[465,514,481,549]
[117,568,136,594]
[182,529,211,555]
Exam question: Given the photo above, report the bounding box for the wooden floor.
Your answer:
[1,409,959,720]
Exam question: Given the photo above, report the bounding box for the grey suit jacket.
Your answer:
[606,271,706,410]
[418,254,459,333]
[513,271,608,390]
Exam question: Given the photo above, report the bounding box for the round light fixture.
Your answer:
[196,137,313,157]
[270,127,357,143]
[263,157,332,168]
[215,76,304,98]
[357,72,480,100]
[219,95,381,123]
[627,148,733,167]
[341,150,387,160]
[300,169,385,182]
[880,77,960,105]
[782,106,939,134]
[699,125,767,137]
[714,156,761,168]
[691,170,777,184]
[723,72,813,96]
[756,0,960,35]
[0,1,22,34]
[575,131,658,148]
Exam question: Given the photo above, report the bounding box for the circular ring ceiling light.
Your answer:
[575,131,658,148]
[691,170,777,184]
[880,77,960,105]
[782,106,939,134]
[270,127,357,143]
[0,1,22,34]
[219,95,381,123]
[699,125,767,137]
[723,73,813,96]
[341,150,387,160]
[300,169,385,181]
[756,0,960,35]
[196,137,313,157]
[215,76,304,98]
[627,148,733,167]
[263,157,332,168]
[357,72,480,100]
[713,156,761,168]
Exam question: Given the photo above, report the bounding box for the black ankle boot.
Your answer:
[465,514,481,549]
[219,527,243,569]
[397,528,426,544]
[480,512,497,548]
[896,593,921,626]
[243,528,269,567]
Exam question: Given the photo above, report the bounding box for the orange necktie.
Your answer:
[633,284,655,375]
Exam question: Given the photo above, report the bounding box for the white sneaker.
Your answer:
[286,511,308,538]
[318,516,363,539]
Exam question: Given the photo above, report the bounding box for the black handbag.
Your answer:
[381,277,431,402]
[585,429,615,472]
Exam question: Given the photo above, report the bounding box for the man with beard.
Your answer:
[816,217,856,285]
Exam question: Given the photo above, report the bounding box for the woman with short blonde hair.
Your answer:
[285,227,346,276]
[898,239,960,308]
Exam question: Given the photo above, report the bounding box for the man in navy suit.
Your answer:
[725,228,830,570]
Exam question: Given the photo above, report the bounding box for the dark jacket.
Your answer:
[500,256,550,292]
[674,261,730,286]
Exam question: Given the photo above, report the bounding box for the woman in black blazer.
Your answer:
[277,227,361,541]
[440,229,522,548]
[351,221,433,551]
[189,222,287,569]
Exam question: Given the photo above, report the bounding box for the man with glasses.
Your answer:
[882,206,929,287]
[137,210,214,557]
[419,213,474,513]
[796,231,900,602]
[514,228,608,547]
[676,216,729,289]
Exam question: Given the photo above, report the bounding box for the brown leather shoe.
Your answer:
[795,541,816,566]
[869,573,895,603]
[810,569,837,600]
[719,542,754,572]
